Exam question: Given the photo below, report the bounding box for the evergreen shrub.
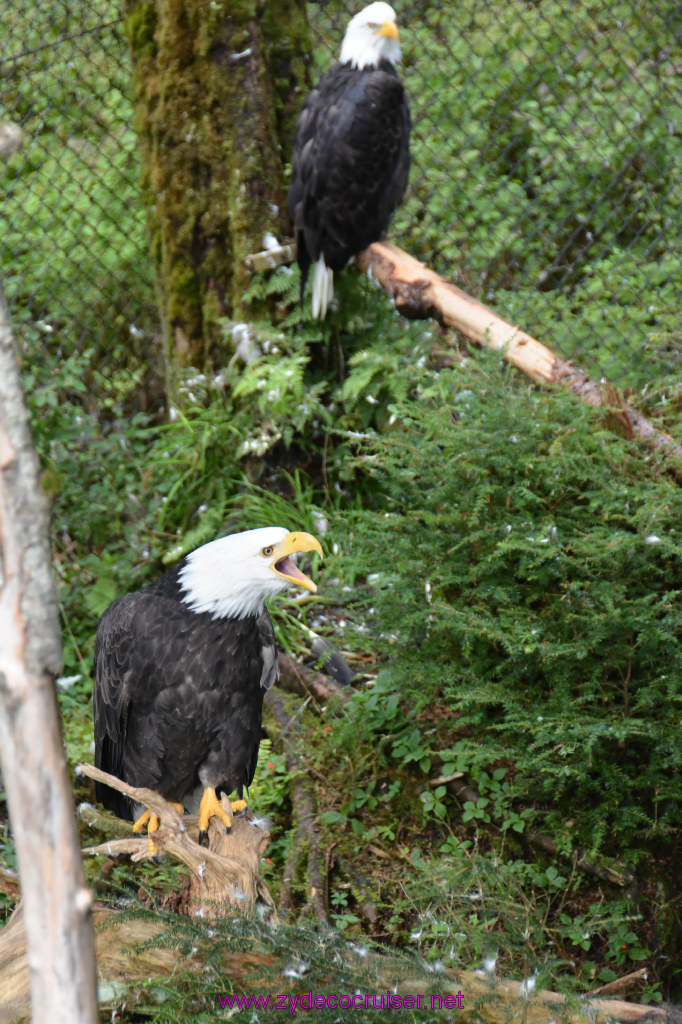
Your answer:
[329,356,682,853]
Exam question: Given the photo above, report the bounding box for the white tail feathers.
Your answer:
[312,257,334,319]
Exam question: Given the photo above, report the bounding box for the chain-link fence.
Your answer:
[1,0,680,398]
[1,0,159,403]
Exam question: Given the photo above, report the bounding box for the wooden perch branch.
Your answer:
[78,763,275,921]
[358,241,682,468]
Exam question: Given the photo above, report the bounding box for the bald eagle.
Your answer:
[94,527,323,847]
[288,2,410,318]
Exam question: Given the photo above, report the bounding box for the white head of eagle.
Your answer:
[288,2,410,318]
[340,2,401,69]
[179,526,321,620]
[93,526,323,843]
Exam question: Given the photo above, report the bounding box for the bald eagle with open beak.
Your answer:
[94,527,323,847]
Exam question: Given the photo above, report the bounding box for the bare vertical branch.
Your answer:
[0,292,97,1024]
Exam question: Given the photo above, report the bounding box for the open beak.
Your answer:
[378,19,399,40]
[270,532,323,593]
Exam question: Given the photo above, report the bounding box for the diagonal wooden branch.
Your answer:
[78,763,184,837]
[278,652,351,706]
[358,241,682,473]
[446,776,633,887]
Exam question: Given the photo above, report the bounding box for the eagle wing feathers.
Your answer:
[94,592,278,819]
[288,62,410,290]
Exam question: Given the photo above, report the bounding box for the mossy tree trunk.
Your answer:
[124,0,311,395]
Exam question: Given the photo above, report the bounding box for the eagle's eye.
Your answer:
[262,545,274,557]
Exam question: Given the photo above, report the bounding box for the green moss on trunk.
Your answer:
[124,0,311,396]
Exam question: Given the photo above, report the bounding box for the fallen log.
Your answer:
[0,905,277,1023]
[0,898,671,1024]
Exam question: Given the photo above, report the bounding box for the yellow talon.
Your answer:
[132,808,160,855]
[198,787,244,846]
[132,802,185,855]
[132,808,159,834]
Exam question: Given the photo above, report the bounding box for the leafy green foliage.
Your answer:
[329,357,682,848]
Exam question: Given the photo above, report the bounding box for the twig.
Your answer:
[589,969,648,997]
[526,829,633,888]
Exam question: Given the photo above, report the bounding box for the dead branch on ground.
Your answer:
[278,651,351,706]
[264,689,330,926]
[0,898,670,1024]
[446,776,633,887]
[590,969,650,998]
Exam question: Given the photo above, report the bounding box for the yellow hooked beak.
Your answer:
[270,532,323,593]
[378,19,399,40]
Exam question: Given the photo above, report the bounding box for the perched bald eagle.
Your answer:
[288,2,410,318]
[94,527,322,846]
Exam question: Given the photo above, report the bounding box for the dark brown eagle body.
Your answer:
[287,2,410,318]
[288,59,410,295]
[94,564,278,821]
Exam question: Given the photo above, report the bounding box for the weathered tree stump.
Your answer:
[0,764,277,1020]
[77,763,276,922]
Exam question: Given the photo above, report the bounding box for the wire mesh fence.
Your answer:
[0,0,160,404]
[1,0,680,399]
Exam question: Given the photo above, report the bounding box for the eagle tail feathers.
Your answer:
[312,257,334,319]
